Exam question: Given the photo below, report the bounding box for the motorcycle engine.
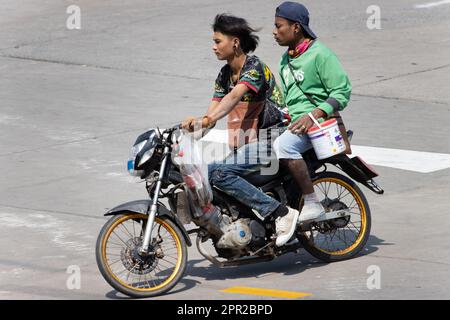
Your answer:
[216,218,252,249]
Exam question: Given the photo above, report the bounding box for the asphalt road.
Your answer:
[1,0,449,300]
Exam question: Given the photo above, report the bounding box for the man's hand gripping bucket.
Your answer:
[307,112,347,160]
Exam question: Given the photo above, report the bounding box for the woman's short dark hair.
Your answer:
[213,14,260,54]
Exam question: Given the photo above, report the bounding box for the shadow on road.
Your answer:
[104,234,390,299]
[105,278,201,300]
[185,234,390,281]
[360,234,394,256]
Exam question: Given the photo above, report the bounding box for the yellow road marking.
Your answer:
[220,286,312,299]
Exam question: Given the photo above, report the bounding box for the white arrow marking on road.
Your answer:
[414,0,450,8]
[200,129,450,173]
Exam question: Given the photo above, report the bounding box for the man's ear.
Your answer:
[294,22,302,35]
[233,37,240,49]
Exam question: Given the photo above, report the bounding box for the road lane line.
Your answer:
[350,145,450,173]
[199,129,450,173]
[220,286,312,299]
[414,0,450,8]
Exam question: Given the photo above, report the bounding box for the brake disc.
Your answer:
[120,237,159,275]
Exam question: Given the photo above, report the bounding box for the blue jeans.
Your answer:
[208,141,280,219]
[273,129,313,160]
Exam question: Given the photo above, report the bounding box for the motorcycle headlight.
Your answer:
[138,145,156,167]
[127,140,146,176]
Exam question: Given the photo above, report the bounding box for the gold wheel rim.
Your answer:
[302,177,367,256]
[101,214,183,292]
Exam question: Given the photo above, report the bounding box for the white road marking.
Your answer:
[350,146,450,173]
[200,129,450,173]
[201,127,228,143]
[414,0,450,8]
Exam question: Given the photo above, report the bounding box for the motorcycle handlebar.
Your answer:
[162,123,182,134]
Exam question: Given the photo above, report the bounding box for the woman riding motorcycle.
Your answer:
[182,14,299,247]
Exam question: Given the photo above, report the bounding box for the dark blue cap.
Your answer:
[275,2,317,39]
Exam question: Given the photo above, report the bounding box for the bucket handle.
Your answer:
[307,112,322,129]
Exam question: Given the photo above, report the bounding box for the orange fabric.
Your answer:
[227,101,264,149]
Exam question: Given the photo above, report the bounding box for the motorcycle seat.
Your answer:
[243,163,285,187]
[243,148,320,187]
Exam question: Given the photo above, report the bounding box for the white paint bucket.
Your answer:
[307,113,346,160]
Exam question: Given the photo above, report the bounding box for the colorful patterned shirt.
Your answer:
[212,55,284,148]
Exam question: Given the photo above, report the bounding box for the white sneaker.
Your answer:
[275,207,300,247]
[298,201,326,223]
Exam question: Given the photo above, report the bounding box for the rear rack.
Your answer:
[326,154,384,195]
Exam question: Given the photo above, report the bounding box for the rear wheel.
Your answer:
[297,171,371,262]
[96,213,187,298]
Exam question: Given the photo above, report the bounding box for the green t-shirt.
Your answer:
[279,40,352,123]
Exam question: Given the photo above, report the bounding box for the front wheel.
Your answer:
[297,171,371,262]
[96,213,187,298]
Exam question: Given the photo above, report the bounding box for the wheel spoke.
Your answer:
[316,182,327,197]
[111,231,129,247]
[105,252,121,257]
[120,221,135,240]
[345,225,360,238]
[347,199,356,209]
[336,183,344,198]
[106,242,125,247]
[325,182,332,197]
[108,258,122,266]
[339,190,352,201]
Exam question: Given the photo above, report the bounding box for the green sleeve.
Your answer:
[278,55,289,98]
[316,53,352,116]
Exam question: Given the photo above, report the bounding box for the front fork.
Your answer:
[139,146,170,254]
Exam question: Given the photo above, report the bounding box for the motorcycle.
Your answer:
[95,124,384,298]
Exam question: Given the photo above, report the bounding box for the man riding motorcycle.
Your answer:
[272,2,353,221]
[182,14,299,247]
